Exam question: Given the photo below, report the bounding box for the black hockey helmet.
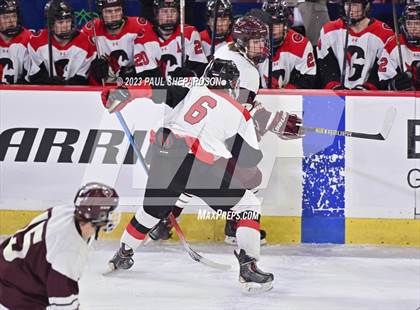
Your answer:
[96,0,125,30]
[74,182,120,232]
[44,0,76,40]
[206,0,233,41]
[402,1,420,46]
[0,0,22,37]
[153,0,180,32]
[340,0,372,25]
[262,0,289,47]
[232,15,269,64]
[204,58,240,98]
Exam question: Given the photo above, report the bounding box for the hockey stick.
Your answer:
[115,111,230,271]
[210,0,221,58]
[46,0,55,79]
[340,4,351,87]
[180,0,186,67]
[392,0,404,70]
[301,107,397,141]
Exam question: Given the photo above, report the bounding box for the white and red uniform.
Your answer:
[157,24,208,78]
[378,35,420,89]
[27,30,95,83]
[0,205,91,309]
[199,28,233,59]
[0,28,31,84]
[82,17,161,83]
[259,29,316,89]
[317,18,394,89]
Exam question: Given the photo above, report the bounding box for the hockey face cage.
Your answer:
[340,0,371,26]
[262,0,289,47]
[402,3,420,46]
[206,0,233,41]
[44,0,76,40]
[96,0,125,30]
[153,0,180,32]
[232,16,270,65]
[74,182,120,233]
[204,58,241,100]
[0,0,22,37]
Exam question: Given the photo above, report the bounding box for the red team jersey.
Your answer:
[82,17,162,83]
[378,35,420,88]
[317,18,394,89]
[199,29,233,59]
[0,205,91,309]
[27,29,95,82]
[158,24,208,78]
[259,29,316,89]
[0,28,31,84]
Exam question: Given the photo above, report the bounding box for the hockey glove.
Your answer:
[267,111,303,140]
[252,102,272,141]
[390,72,414,91]
[90,56,109,82]
[101,83,153,113]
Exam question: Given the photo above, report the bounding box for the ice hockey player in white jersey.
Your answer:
[0,183,120,309]
[101,59,288,292]
[82,0,162,85]
[152,0,208,78]
[317,0,394,90]
[27,0,95,85]
[378,1,420,90]
[199,0,233,60]
[0,0,31,84]
[259,0,317,89]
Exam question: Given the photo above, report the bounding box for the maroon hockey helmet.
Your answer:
[402,1,420,46]
[232,15,269,64]
[74,182,119,231]
[0,0,22,37]
[96,0,125,30]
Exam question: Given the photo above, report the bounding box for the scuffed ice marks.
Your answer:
[302,140,345,217]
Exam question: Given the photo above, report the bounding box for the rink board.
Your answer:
[0,87,418,246]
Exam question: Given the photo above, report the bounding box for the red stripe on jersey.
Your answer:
[209,89,251,121]
[278,29,309,59]
[184,136,215,164]
[126,222,146,240]
[237,219,260,231]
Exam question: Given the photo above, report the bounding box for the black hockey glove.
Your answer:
[390,72,414,91]
[90,56,109,82]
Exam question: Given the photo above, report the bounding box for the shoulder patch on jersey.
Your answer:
[31,29,43,38]
[85,21,93,30]
[292,33,304,44]
[137,17,148,26]
[382,23,392,31]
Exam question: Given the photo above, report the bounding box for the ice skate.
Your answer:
[104,243,134,275]
[148,217,173,241]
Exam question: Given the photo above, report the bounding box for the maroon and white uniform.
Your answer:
[378,35,420,88]
[317,18,394,89]
[259,29,316,89]
[27,30,95,84]
[0,205,91,309]
[199,28,233,59]
[0,28,31,84]
[158,24,208,78]
[82,17,161,84]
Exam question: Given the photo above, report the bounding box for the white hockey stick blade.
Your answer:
[379,107,397,140]
[183,241,231,271]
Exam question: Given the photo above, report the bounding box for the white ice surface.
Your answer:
[80,242,420,310]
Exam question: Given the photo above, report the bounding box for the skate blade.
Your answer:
[102,262,121,276]
[240,281,273,294]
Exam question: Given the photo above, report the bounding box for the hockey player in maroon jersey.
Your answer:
[0,0,31,84]
[98,59,301,292]
[82,0,162,85]
[199,0,233,60]
[317,0,394,90]
[378,1,420,90]
[259,0,316,89]
[0,183,120,309]
[27,0,95,85]
[152,0,208,78]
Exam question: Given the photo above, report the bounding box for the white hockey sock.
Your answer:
[236,226,260,261]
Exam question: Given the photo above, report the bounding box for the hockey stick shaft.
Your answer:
[392,0,404,70]
[180,0,186,67]
[210,0,221,58]
[46,1,55,79]
[341,5,350,86]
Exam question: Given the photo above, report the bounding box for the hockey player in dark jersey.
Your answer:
[259,0,316,89]
[99,59,297,292]
[0,183,120,309]
[199,0,233,60]
[378,1,420,90]
[82,0,162,85]
[27,0,95,85]
[0,0,31,84]
[152,0,208,78]
[317,0,394,90]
